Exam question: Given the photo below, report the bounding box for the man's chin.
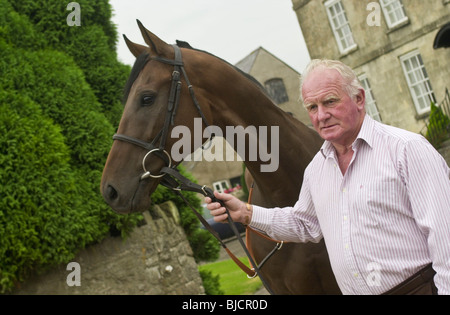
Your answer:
[319,128,340,141]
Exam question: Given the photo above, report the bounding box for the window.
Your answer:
[380,0,408,29]
[325,0,357,54]
[358,74,382,122]
[400,51,436,115]
[213,180,229,194]
[265,78,289,104]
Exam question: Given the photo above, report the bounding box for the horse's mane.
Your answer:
[122,40,271,104]
[175,40,269,95]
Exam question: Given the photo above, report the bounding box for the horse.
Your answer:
[101,20,341,295]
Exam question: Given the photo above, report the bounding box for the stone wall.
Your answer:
[292,0,450,134]
[12,201,205,295]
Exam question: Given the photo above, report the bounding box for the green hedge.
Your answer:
[0,2,140,292]
[0,91,103,291]
[199,269,224,295]
[0,0,218,293]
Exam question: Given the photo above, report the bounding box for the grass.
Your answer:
[199,257,263,295]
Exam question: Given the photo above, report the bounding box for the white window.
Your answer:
[380,0,408,29]
[325,0,357,54]
[400,51,436,115]
[213,180,229,194]
[358,74,382,122]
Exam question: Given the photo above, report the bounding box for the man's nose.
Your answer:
[317,105,330,121]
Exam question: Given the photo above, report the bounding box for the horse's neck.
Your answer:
[197,60,323,206]
[240,107,322,206]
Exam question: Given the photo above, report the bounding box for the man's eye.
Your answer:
[325,99,338,105]
[307,105,318,112]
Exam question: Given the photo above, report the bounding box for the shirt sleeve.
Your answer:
[401,138,450,295]
[249,167,323,243]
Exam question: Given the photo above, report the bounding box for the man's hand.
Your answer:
[205,191,253,225]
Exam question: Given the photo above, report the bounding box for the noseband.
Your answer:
[112,44,211,180]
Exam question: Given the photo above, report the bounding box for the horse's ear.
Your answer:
[123,34,147,58]
[136,19,171,57]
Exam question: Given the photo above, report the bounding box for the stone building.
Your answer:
[292,0,450,133]
[184,47,308,195]
[235,46,311,126]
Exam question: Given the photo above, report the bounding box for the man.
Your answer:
[206,59,450,295]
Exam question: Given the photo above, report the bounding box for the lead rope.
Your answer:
[204,194,275,295]
[159,166,275,295]
[172,190,256,277]
[245,183,286,279]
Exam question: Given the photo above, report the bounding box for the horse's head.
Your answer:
[101,20,212,214]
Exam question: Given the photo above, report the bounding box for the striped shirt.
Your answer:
[251,115,450,294]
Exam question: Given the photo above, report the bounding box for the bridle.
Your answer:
[112,44,276,295]
[112,44,211,180]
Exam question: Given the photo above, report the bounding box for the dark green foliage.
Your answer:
[190,229,221,262]
[10,48,111,169]
[0,91,105,291]
[199,269,224,295]
[0,0,218,293]
[0,0,138,293]
[426,102,450,149]
[0,1,45,50]
[8,0,129,127]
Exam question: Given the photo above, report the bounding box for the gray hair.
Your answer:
[299,59,363,104]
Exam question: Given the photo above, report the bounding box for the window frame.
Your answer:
[399,50,436,116]
[379,0,409,29]
[324,0,357,54]
[358,74,382,122]
[213,180,229,194]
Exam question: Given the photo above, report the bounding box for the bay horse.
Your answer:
[101,20,341,294]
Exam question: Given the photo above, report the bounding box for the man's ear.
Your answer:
[356,88,366,111]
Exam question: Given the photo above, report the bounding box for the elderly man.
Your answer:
[206,59,450,295]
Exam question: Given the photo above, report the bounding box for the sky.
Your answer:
[109,0,311,73]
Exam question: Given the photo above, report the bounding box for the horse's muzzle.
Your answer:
[101,179,154,214]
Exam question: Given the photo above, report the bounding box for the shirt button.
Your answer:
[344,244,349,249]
[344,215,348,221]
[342,188,347,193]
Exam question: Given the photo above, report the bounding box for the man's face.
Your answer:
[302,67,365,148]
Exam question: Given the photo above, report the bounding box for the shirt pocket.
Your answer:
[353,180,401,227]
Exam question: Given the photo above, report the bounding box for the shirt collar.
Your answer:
[320,114,374,158]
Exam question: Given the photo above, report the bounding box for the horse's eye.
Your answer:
[141,94,156,106]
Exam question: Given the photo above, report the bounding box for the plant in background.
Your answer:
[199,269,224,295]
[425,102,450,149]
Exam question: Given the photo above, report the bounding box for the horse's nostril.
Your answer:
[106,185,118,201]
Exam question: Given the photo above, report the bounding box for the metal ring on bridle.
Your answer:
[141,149,172,180]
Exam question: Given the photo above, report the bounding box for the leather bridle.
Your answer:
[112,44,275,295]
[112,44,210,180]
